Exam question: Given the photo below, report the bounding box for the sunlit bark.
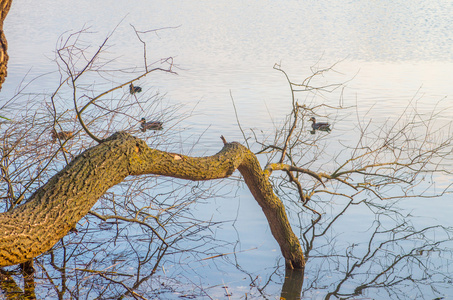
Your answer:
[0,0,11,89]
[0,132,305,269]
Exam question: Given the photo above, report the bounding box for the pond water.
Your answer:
[2,0,453,299]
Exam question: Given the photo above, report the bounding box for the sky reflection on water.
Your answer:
[2,0,453,299]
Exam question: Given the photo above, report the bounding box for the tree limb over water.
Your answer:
[2,3,453,297]
[0,132,305,269]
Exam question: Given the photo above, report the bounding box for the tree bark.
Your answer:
[0,0,11,89]
[0,132,305,268]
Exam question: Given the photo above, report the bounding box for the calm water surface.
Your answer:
[2,0,453,299]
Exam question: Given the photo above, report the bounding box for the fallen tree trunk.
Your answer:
[0,132,305,269]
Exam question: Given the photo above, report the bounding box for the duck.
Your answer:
[140,118,163,132]
[51,128,73,142]
[309,117,331,131]
[129,83,142,94]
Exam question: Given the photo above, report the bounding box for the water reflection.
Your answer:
[2,1,453,297]
[2,204,452,299]
[300,207,453,299]
[2,67,453,300]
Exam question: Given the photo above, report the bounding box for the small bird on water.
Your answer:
[140,118,163,132]
[129,83,142,94]
[309,117,331,131]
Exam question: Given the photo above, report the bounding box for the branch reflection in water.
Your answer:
[2,204,452,299]
[2,26,453,299]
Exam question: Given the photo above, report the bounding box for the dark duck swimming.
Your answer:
[309,117,331,131]
[140,118,163,132]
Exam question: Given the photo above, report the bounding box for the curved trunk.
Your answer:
[0,132,305,268]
